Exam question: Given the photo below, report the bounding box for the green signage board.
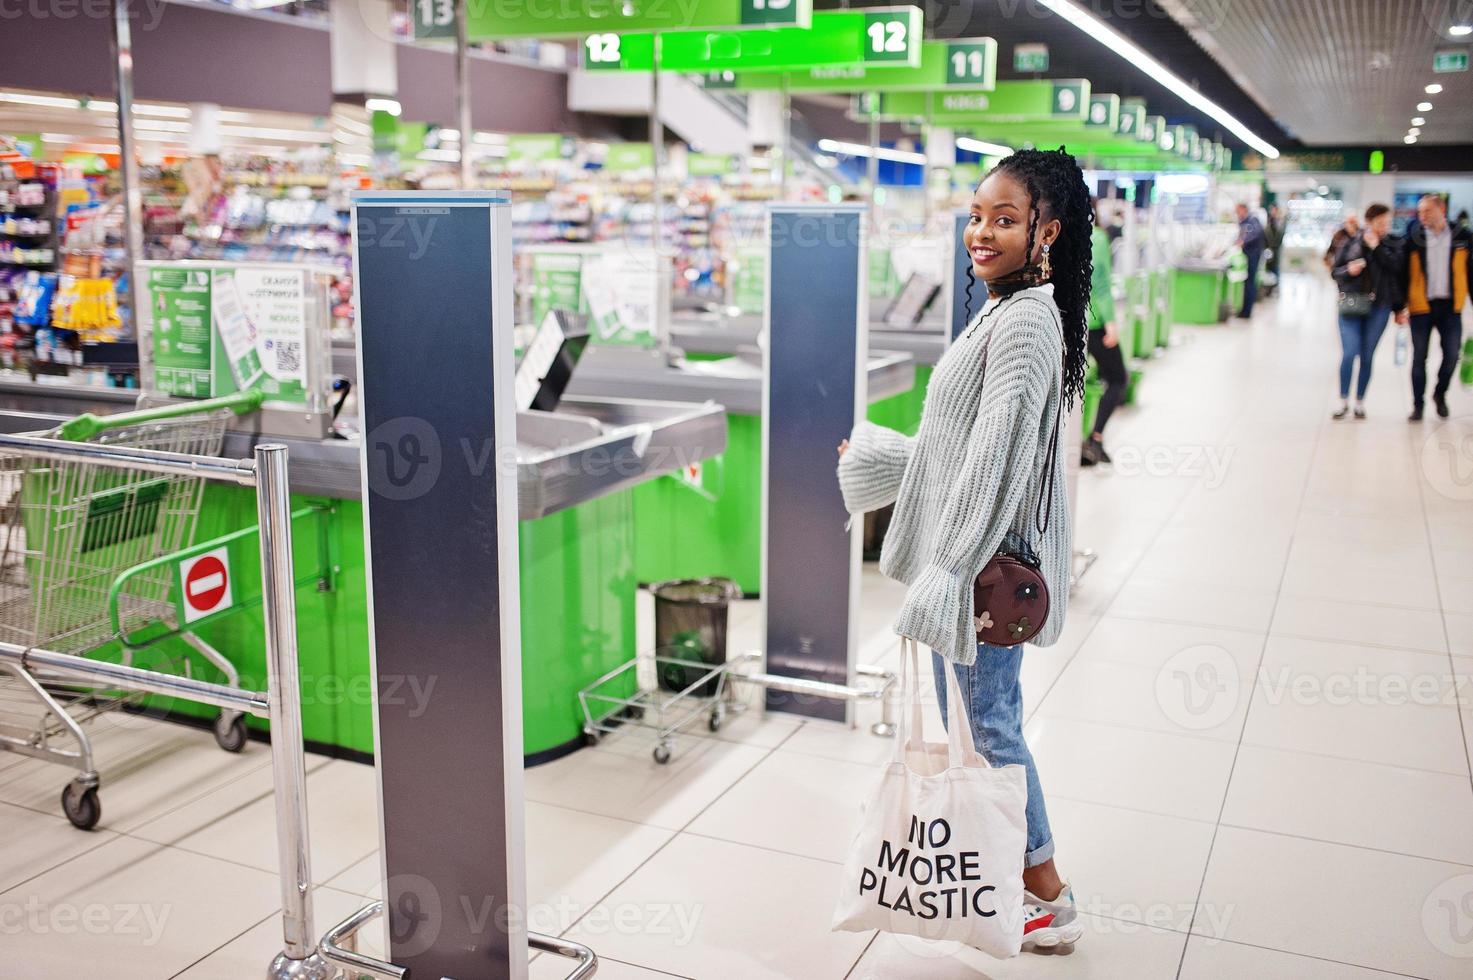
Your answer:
[434,0,812,40]
[729,246,766,314]
[147,264,312,405]
[507,133,564,165]
[874,79,1091,124]
[530,252,583,328]
[1433,49,1468,73]
[586,6,922,72]
[1013,43,1049,72]
[149,267,215,398]
[605,142,654,173]
[1086,93,1120,129]
[731,37,998,93]
[687,152,734,176]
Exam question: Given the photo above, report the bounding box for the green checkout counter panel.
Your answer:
[0,380,726,763]
[563,343,919,595]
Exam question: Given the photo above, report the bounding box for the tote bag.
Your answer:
[831,639,1028,957]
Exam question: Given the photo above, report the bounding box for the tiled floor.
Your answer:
[3,274,1472,978]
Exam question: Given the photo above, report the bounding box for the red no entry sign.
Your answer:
[180,547,234,623]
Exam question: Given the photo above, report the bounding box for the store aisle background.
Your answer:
[1,274,1471,979]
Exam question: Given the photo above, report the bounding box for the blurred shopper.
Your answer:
[1324,213,1361,270]
[1404,194,1472,421]
[838,148,1091,952]
[1083,210,1127,465]
[1330,204,1404,420]
[1236,203,1266,318]
[1264,202,1286,282]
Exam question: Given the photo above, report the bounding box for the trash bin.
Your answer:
[652,578,742,696]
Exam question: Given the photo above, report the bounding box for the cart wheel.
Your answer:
[583,730,601,747]
[213,713,248,753]
[708,703,726,732]
[61,781,101,831]
[652,743,673,765]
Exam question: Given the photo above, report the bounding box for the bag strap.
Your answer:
[895,638,984,770]
[973,293,1065,537]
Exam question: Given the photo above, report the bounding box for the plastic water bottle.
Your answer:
[1395,325,1409,366]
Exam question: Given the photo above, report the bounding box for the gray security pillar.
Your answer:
[351,191,527,980]
[762,203,867,722]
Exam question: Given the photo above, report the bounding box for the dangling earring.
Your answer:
[1040,242,1053,281]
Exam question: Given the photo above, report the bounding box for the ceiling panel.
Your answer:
[1158,0,1473,145]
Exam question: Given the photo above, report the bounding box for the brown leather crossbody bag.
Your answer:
[968,296,1062,647]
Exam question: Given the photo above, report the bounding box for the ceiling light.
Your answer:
[364,98,402,117]
[1412,117,1427,126]
[1,92,81,109]
[817,138,926,165]
[1409,128,1421,136]
[1418,101,1434,111]
[956,136,1014,157]
[1425,83,1444,94]
[1034,0,1279,158]
[1405,135,1418,144]
[1451,24,1473,36]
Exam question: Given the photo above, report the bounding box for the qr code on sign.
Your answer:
[274,341,302,374]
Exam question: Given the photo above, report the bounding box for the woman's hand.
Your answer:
[1395,309,1410,325]
[1346,257,1367,276]
[1102,321,1119,348]
[837,439,849,458]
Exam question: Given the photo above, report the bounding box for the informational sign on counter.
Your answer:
[526,246,666,348]
[730,246,767,315]
[144,263,317,406]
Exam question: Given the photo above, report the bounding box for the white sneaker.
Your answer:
[1022,883,1083,950]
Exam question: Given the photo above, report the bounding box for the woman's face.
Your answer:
[1368,213,1391,237]
[964,171,1060,282]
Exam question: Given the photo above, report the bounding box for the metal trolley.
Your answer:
[0,390,263,828]
[579,653,744,765]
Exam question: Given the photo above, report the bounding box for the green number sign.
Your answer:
[863,10,913,63]
[742,0,803,26]
[1053,82,1086,117]
[607,7,921,74]
[582,31,655,70]
[413,0,454,40]
[1086,94,1119,129]
[442,0,812,40]
[946,41,992,84]
[1013,43,1049,72]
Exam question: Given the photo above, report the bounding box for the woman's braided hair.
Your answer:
[963,147,1093,411]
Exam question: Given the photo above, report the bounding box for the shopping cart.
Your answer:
[0,389,263,828]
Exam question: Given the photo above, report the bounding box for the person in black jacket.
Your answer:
[1330,203,1405,420]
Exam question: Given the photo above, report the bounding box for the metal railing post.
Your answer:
[258,444,329,980]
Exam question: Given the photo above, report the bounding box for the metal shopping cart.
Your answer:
[0,389,263,828]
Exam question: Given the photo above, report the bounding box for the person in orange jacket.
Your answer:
[1402,194,1472,421]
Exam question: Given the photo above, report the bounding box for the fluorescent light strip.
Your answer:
[817,138,926,165]
[364,98,402,117]
[219,125,331,143]
[1035,0,1279,159]
[956,136,1013,157]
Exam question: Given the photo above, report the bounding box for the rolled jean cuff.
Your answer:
[1025,837,1056,869]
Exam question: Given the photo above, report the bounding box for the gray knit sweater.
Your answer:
[838,284,1072,665]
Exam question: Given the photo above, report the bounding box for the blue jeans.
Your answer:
[1337,303,1392,400]
[933,645,1054,868]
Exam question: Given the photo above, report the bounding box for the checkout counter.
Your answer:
[0,264,728,764]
